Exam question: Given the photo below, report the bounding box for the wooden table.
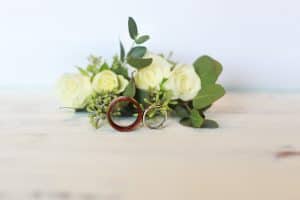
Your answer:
[1,90,300,200]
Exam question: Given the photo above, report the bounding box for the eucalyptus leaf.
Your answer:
[127,57,152,69]
[199,104,212,112]
[119,41,125,62]
[128,17,138,39]
[128,46,147,58]
[192,84,225,110]
[190,109,204,128]
[75,108,87,112]
[123,80,136,98]
[193,55,223,88]
[201,119,219,128]
[179,118,193,127]
[135,35,150,44]
[179,118,192,127]
[174,104,190,118]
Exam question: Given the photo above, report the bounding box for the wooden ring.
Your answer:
[107,96,143,132]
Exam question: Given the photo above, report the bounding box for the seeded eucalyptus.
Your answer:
[77,55,110,81]
[86,92,118,129]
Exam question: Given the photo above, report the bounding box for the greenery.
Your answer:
[172,54,226,129]
[123,79,136,98]
[143,88,176,120]
[111,55,129,79]
[194,55,223,88]
[76,55,110,80]
[86,92,118,129]
[75,55,131,129]
[192,84,225,110]
[59,17,226,130]
[121,17,153,70]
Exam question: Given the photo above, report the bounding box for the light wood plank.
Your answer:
[0,90,300,200]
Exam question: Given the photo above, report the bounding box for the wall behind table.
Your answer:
[0,0,299,91]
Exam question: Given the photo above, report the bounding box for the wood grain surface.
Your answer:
[0,90,300,200]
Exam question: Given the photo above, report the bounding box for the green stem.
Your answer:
[183,102,192,113]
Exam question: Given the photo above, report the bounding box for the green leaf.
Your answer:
[113,66,128,79]
[135,35,150,44]
[128,17,138,40]
[127,57,152,69]
[135,89,150,106]
[119,41,125,62]
[112,55,129,78]
[99,62,110,72]
[192,84,225,110]
[179,118,192,127]
[123,80,136,98]
[174,104,190,118]
[127,46,147,58]
[87,64,97,74]
[75,108,87,112]
[190,109,204,128]
[76,67,89,77]
[193,55,223,88]
[199,104,212,112]
[201,119,219,128]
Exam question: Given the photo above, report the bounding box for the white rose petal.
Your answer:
[116,75,129,94]
[134,53,172,90]
[164,64,201,101]
[92,70,119,93]
[56,73,92,108]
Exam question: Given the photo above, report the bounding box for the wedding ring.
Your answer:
[131,70,137,78]
[143,105,167,129]
[107,96,143,132]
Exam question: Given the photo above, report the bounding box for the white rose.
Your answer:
[92,70,128,94]
[164,64,201,101]
[56,73,92,108]
[116,74,129,93]
[134,53,172,90]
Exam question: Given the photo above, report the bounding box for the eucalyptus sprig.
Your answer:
[174,55,225,128]
[119,17,153,70]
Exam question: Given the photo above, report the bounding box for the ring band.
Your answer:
[143,105,167,129]
[107,96,143,132]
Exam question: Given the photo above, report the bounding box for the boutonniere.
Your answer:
[56,17,225,131]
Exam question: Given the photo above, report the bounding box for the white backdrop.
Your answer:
[0,0,299,90]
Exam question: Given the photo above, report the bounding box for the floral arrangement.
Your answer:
[56,17,225,131]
